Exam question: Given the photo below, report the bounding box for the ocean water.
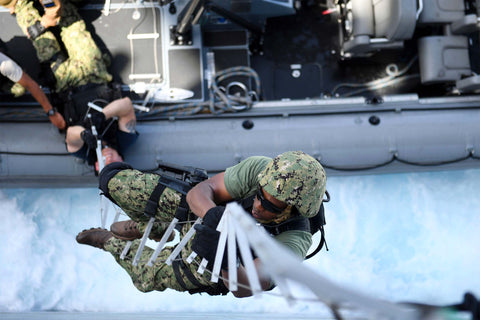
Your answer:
[0,312,334,320]
[1,169,480,318]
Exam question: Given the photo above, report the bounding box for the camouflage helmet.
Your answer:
[258,151,326,218]
[0,0,16,8]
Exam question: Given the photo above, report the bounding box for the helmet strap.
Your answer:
[255,205,294,225]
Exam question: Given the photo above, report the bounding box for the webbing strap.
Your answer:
[172,260,190,290]
[146,174,194,219]
[131,179,168,266]
[172,259,229,296]
[157,175,192,195]
[144,180,167,218]
[181,260,204,288]
[172,259,205,290]
[305,226,327,260]
[174,195,189,220]
[51,53,67,73]
[174,194,191,232]
[263,217,310,236]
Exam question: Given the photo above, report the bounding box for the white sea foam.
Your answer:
[1,169,479,313]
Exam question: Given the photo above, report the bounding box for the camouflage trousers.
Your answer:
[103,168,215,293]
[14,0,112,92]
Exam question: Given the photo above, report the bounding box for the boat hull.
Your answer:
[2,95,480,188]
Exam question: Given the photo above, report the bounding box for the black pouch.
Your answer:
[63,84,108,126]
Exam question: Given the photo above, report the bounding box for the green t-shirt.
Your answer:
[224,156,312,259]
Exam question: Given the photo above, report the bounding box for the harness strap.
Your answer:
[174,194,191,232]
[172,259,190,291]
[305,225,328,259]
[187,282,229,296]
[174,195,189,220]
[153,175,194,229]
[172,259,229,295]
[157,175,192,195]
[263,217,310,236]
[263,216,327,259]
[149,176,227,296]
[50,52,67,73]
[144,181,167,218]
[181,260,203,288]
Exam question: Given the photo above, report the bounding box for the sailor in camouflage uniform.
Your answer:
[1,0,137,164]
[76,151,327,297]
[3,0,111,92]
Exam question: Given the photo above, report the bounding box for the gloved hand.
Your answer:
[202,206,225,228]
[27,21,46,40]
[89,111,106,133]
[191,206,228,269]
[80,129,97,150]
[192,223,229,270]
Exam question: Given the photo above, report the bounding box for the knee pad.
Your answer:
[99,162,133,203]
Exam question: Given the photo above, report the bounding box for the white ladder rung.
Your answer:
[120,241,132,260]
[147,218,179,267]
[132,217,155,266]
[165,218,202,266]
[127,33,160,40]
[129,74,161,80]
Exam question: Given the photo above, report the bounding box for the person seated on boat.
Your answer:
[2,0,138,165]
[0,50,66,129]
[2,0,112,93]
[65,96,138,167]
[76,151,327,297]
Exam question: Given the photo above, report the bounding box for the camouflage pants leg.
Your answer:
[104,237,190,292]
[106,169,184,237]
[103,169,215,293]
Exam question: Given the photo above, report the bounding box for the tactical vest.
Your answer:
[55,82,122,128]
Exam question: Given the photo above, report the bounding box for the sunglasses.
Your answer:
[256,186,286,215]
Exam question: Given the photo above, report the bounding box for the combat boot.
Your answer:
[111,220,173,242]
[76,228,113,250]
[110,220,142,240]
